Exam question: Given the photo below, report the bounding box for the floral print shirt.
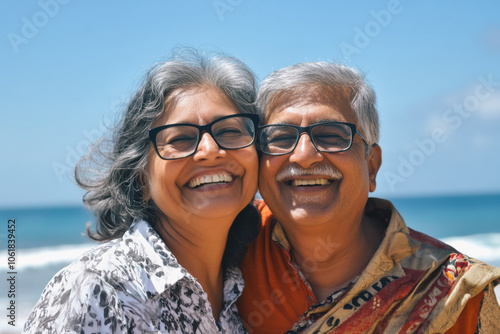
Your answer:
[23,220,247,334]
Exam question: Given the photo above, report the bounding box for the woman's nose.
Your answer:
[193,132,226,161]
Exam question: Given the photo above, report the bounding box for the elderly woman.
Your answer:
[23,50,260,333]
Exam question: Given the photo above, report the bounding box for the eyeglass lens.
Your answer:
[154,116,256,159]
[260,123,354,154]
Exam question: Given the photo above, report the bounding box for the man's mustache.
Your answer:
[276,165,343,182]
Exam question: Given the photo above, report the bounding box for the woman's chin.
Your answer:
[194,199,248,221]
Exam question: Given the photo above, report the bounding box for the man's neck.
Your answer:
[282,213,386,303]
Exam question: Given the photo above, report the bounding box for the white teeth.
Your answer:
[291,179,331,187]
[188,173,233,188]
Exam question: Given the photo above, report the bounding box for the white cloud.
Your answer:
[478,93,500,119]
[422,78,500,138]
[425,114,454,137]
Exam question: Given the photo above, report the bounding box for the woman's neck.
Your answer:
[155,215,233,320]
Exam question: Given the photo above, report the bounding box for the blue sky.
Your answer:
[1,0,500,208]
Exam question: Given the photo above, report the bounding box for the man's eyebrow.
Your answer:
[266,121,293,126]
[265,119,345,126]
[314,119,343,124]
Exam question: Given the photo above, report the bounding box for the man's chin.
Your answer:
[291,193,328,204]
[287,200,337,220]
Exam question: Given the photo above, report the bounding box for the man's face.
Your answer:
[258,92,381,228]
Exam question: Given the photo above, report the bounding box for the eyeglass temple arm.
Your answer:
[355,129,368,144]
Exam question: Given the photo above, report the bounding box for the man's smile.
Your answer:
[289,178,333,187]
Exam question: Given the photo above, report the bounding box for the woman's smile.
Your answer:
[187,170,234,189]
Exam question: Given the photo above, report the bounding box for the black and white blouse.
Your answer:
[23,220,248,333]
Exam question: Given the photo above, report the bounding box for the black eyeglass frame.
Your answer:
[149,113,260,160]
[258,121,369,156]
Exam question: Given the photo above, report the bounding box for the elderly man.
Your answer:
[237,62,500,333]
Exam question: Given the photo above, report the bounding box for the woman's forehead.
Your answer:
[154,86,236,127]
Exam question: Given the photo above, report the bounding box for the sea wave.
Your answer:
[0,243,95,271]
[441,233,500,265]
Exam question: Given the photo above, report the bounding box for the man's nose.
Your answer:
[193,132,226,161]
[288,133,324,168]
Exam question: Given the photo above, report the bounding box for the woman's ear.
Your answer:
[367,144,382,193]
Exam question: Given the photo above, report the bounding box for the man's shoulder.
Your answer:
[243,201,289,266]
[254,199,274,225]
[407,227,457,251]
[251,200,279,245]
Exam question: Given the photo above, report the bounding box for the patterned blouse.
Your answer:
[23,220,248,333]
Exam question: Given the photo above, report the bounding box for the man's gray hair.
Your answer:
[257,62,380,145]
[75,48,257,242]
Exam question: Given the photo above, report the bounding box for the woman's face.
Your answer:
[146,86,258,227]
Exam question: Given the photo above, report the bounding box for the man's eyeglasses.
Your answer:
[149,113,259,160]
[258,121,368,156]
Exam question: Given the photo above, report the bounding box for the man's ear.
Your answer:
[367,144,382,192]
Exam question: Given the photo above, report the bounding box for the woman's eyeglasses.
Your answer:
[149,114,260,160]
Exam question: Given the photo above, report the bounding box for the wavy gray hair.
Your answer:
[75,49,258,245]
[257,62,380,146]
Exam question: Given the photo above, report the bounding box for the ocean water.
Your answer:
[0,206,97,333]
[0,193,499,333]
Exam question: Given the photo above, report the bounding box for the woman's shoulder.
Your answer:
[23,238,128,333]
[23,221,172,333]
[58,220,171,284]
[34,238,132,303]
[60,234,131,279]
[40,220,189,298]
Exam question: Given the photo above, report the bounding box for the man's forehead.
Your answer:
[264,85,354,123]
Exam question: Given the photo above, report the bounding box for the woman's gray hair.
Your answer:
[75,48,258,242]
[257,62,380,146]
